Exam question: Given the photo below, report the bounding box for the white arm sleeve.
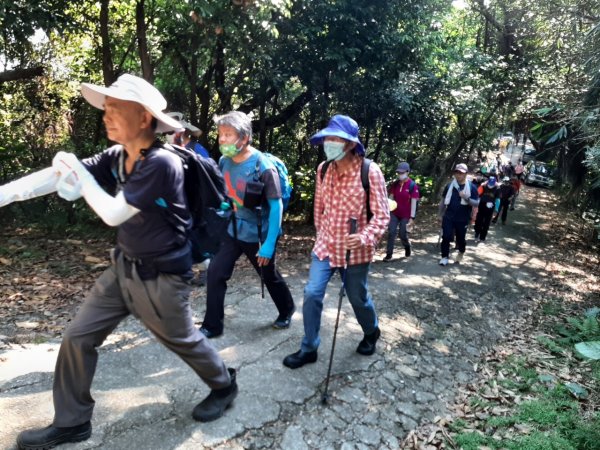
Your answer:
[410,198,417,218]
[81,182,140,227]
[0,167,59,208]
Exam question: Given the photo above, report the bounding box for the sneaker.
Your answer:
[439,257,449,266]
[192,368,238,422]
[199,326,222,339]
[273,306,295,329]
[283,350,318,369]
[356,327,381,355]
[383,253,393,261]
[404,246,411,257]
[17,421,92,450]
[454,252,464,263]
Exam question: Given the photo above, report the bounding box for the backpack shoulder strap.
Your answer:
[320,160,333,182]
[361,158,372,221]
[409,179,416,194]
[361,158,371,192]
[253,151,264,181]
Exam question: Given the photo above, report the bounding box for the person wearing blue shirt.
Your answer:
[199,111,295,338]
[438,163,480,266]
[165,112,210,158]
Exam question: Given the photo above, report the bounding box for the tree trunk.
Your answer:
[258,84,267,150]
[135,0,153,82]
[100,0,115,85]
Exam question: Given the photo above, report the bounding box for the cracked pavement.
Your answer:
[0,186,552,449]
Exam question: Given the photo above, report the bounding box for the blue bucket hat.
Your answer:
[488,176,497,187]
[309,114,365,156]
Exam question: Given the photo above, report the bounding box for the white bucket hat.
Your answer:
[167,112,200,134]
[80,74,182,133]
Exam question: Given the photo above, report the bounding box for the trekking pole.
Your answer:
[321,217,358,405]
[256,206,265,299]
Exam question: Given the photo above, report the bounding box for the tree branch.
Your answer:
[0,66,44,83]
[251,89,313,128]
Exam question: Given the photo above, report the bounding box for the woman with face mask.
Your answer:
[283,114,390,369]
[384,162,420,260]
[199,111,295,339]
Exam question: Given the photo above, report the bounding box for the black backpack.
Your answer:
[161,144,233,262]
[320,158,374,220]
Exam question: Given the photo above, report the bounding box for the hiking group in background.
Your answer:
[0,73,534,450]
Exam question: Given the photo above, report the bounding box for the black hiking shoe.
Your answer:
[192,368,238,422]
[383,253,393,261]
[273,306,295,329]
[199,326,222,339]
[283,350,318,369]
[356,327,381,356]
[404,246,411,257]
[17,421,91,450]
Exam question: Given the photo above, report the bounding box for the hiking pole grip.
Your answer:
[256,206,265,299]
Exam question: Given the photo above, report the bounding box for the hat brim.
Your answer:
[454,168,468,173]
[179,119,201,133]
[309,128,365,155]
[81,83,183,133]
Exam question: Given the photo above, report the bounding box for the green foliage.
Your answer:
[556,312,600,347]
[1,0,600,220]
[536,336,565,355]
[453,431,494,449]
[506,432,576,450]
[575,341,600,360]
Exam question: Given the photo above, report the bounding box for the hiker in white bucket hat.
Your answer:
[4,74,238,450]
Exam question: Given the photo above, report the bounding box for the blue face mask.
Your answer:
[323,141,346,161]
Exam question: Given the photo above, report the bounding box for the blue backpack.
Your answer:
[254,152,293,211]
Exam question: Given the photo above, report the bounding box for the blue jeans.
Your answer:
[301,253,378,353]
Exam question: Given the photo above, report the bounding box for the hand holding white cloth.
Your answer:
[52,151,95,193]
[0,167,59,208]
[55,171,83,201]
[53,151,140,226]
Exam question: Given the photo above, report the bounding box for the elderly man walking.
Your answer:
[0,74,237,449]
[438,163,480,266]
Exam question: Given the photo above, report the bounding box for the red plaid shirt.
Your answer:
[313,157,390,268]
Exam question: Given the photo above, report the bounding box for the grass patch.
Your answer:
[444,310,600,450]
[454,431,495,449]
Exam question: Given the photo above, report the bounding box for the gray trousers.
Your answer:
[386,215,410,255]
[52,251,230,427]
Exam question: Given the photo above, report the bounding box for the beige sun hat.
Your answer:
[80,74,182,133]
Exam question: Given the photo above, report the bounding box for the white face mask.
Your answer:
[323,141,346,161]
[398,173,408,181]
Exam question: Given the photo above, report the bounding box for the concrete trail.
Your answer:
[0,186,554,450]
